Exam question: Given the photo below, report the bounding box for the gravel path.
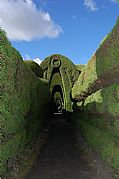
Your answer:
[26,115,112,179]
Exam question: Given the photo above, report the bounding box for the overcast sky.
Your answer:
[0,0,119,64]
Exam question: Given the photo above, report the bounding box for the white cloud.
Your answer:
[23,55,42,65]
[33,57,42,65]
[0,0,62,41]
[84,0,97,11]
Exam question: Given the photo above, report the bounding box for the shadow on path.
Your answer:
[26,115,106,179]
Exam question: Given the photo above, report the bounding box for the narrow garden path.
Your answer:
[26,115,112,179]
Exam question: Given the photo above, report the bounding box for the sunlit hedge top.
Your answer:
[40,54,79,85]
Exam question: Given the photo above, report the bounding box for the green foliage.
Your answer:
[72,16,119,99]
[0,130,26,174]
[1,16,119,176]
[83,84,119,115]
[40,54,79,112]
[1,29,50,175]
[76,64,85,72]
[50,71,62,92]
[60,67,73,112]
[101,84,119,115]
[72,54,97,98]
[54,92,62,100]
[96,16,119,75]
[73,117,119,169]
[40,54,79,85]
[72,17,119,170]
[24,60,43,78]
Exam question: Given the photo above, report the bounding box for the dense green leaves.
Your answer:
[72,17,119,169]
[1,29,50,175]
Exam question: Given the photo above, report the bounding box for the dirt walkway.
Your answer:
[26,115,113,179]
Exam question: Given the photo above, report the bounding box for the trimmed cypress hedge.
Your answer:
[72,17,119,169]
[72,17,119,99]
[24,60,43,78]
[1,30,50,175]
[40,54,79,112]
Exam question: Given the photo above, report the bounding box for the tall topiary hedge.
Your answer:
[1,30,50,176]
[72,17,119,99]
[24,60,43,78]
[72,17,119,169]
[40,54,79,112]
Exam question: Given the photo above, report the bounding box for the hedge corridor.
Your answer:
[1,17,119,176]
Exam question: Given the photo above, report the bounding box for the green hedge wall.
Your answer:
[76,85,119,138]
[40,54,79,112]
[72,113,119,169]
[24,60,43,78]
[40,54,79,85]
[1,30,50,175]
[76,64,85,73]
[72,17,119,99]
[72,17,119,169]
[50,71,62,92]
